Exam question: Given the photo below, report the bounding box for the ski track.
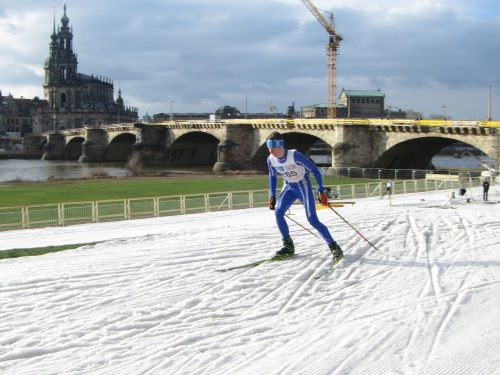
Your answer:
[0,189,499,374]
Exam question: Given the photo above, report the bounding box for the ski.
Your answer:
[217,254,294,272]
[314,256,344,280]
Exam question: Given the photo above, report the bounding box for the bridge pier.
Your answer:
[213,140,239,171]
[129,124,168,167]
[213,124,255,172]
[332,125,375,167]
[79,128,108,162]
[22,135,46,159]
[42,132,66,160]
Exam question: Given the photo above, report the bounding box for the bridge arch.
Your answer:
[375,136,491,170]
[167,131,219,166]
[63,136,85,159]
[105,133,136,162]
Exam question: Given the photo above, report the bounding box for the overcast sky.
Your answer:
[0,0,499,120]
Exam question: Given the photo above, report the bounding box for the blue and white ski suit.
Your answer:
[267,149,334,245]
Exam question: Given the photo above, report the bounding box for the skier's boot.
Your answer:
[274,237,294,259]
[329,241,344,262]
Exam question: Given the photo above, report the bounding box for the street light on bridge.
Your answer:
[441,105,447,120]
[170,100,174,122]
[387,105,399,119]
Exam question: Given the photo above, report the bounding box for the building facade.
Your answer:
[300,103,347,118]
[0,3,137,137]
[0,91,40,137]
[338,89,385,118]
[301,89,398,119]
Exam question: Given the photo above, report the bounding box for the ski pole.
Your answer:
[285,214,321,239]
[327,206,380,251]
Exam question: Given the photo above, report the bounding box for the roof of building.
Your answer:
[77,73,113,86]
[301,103,347,108]
[340,89,385,98]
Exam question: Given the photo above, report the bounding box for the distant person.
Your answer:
[380,179,393,199]
[266,131,343,262]
[482,179,490,201]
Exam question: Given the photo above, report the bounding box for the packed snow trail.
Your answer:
[0,187,499,374]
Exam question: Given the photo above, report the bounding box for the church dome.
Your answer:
[61,4,70,26]
[215,105,241,118]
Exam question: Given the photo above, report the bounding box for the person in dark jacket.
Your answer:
[482,179,490,201]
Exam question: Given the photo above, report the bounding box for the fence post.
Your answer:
[154,197,159,217]
[22,206,28,229]
[125,199,130,220]
[249,191,254,208]
[181,195,186,214]
[204,193,209,212]
[58,203,64,226]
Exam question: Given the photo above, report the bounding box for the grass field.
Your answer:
[0,175,373,208]
[0,243,99,260]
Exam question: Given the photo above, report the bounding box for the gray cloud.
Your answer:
[0,0,499,119]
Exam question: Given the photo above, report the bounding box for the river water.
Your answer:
[0,155,495,183]
[0,160,215,183]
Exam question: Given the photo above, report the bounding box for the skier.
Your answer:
[482,178,490,201]
[380,179,393,199]
[266,131,343,261]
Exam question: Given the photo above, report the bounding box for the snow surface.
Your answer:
[0,186,499,375]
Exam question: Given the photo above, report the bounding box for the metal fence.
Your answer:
[0,177,483,232]
[321,166,488,180]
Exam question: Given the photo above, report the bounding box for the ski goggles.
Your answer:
[266,139,284,149]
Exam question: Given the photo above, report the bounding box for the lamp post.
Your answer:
[442,105,447,121]
[169,100,174,122]
[387,105,399,119]
[488,84,492,121]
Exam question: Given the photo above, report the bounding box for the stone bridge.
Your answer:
[40,119,500,171]
[42,125,137,162]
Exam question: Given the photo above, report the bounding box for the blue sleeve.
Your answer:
[267,156,277,197]
[294,151,324,193]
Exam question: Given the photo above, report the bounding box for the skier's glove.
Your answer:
[269,196,276,210]
[318,192,328,206]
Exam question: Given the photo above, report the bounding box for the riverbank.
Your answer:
[0,159,241,183]
[0,150,43,159]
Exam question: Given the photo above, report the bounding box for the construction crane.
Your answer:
[300,0,342,118]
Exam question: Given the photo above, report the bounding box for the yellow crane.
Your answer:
[300,0,342,118]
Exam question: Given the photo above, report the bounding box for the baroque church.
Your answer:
[0,3,137,137]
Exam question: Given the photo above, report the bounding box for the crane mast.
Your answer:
[300,0,341,118]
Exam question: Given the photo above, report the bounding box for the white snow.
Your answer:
[0,186,499,375]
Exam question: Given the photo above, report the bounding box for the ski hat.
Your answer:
[266,131,284,149]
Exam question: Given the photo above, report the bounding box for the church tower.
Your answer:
[43,3,78,110]
[34,2,137,134]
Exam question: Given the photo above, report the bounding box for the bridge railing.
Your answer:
[152,118,500,128]
[0,177,485,232]
[321,167,488,180]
